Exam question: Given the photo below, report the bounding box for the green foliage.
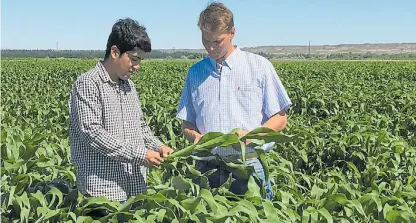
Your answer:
[1,59,416,222]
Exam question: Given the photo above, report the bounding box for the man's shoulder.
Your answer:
[239,49,271,66]
[235,50,274,78]
[188,57,212,72]
[74,66,101,85]
[185,57,212,79]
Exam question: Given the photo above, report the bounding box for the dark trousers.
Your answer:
[194,158,274,200]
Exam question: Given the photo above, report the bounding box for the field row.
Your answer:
[1,59,415,222]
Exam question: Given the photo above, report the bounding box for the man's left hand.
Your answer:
[232,129,252,151]
[159,145,174,158]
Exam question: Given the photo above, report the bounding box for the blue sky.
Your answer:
[2,0,415,50]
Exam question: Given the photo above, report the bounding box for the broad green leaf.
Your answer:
[244,176,262,199]
[172,175,194,191]
[385,210,405,223]
[330,193,349,205]
[359,193,382,213]
[348,199,366,216]
[317,208,333,223]
[245,132,297,144]
[199,189,227,214]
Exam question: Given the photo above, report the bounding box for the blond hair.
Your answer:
[198,2,234,34]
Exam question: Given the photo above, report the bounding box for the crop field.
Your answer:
[1,59,416,222]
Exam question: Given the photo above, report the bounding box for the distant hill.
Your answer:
[2,43,416,60]
[162,43,416,55]
[243,43,416,55]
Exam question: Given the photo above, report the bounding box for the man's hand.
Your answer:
[182,121,202,145]
[232,129,252,151]
[145,149,164,167]
[193,133,202,144]
[159,145,173,158]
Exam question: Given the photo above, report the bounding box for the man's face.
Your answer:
[201,28,234,61]
[112,47,145,80]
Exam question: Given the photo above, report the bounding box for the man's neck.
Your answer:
[102,59,120,84]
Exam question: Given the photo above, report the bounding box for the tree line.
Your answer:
[2,49,415,60]
[1,49,204,59]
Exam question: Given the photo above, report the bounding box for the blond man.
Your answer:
[176,2,292,200]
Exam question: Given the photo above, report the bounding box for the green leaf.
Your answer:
[197,132,224,145]
[168,133,239,159]
[385,210,404,223]
[47,186,64,208]
[244,176,262,199]
[75,216,94,223]
[228,199,259,221]
[246,127,275,135]
[199,189,227,214]
[245,132,297,144]
[278,190,295,205]
[43,209,60,221]
[219,160,253,180]
[359,192,382,213]
[330,193,349,205]
[239,141,246,162]
[348,199,366,216]
[172,175,193,191]
[156,209,167,222]
[263,199,278,219]
[254,148,269,185]
[317,208,333,223]
[180,197,204,214]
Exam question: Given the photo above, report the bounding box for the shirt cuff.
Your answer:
[150,139,164,152]
[134,145,147,165]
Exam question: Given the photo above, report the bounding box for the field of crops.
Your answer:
[1,59,416,222]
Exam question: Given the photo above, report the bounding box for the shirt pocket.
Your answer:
[234,85,263,115]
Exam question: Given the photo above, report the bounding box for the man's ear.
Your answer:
[110,45,120,59]
[230,27,236,39]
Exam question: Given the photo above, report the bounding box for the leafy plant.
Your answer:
[1,59,415,222]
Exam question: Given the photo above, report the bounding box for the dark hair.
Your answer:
[104,18,151,59]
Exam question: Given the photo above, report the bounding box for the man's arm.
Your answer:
[70,79,162,165]
[176,70,201,144]
[233,61,292,150]
[261,59,292,130]
[262,111,288,132]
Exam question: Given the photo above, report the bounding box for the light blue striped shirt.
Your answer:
[176,47,292,156]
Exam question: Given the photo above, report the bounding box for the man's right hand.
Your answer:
[144,149,164,167]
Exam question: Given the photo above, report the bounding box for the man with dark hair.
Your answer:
[69,18,173,202]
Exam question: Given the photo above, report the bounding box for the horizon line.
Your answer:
[2,42,416,51]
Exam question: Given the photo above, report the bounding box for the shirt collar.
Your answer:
[209,46,240,70]
[96,61,112,83]
[96,61,129,87]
